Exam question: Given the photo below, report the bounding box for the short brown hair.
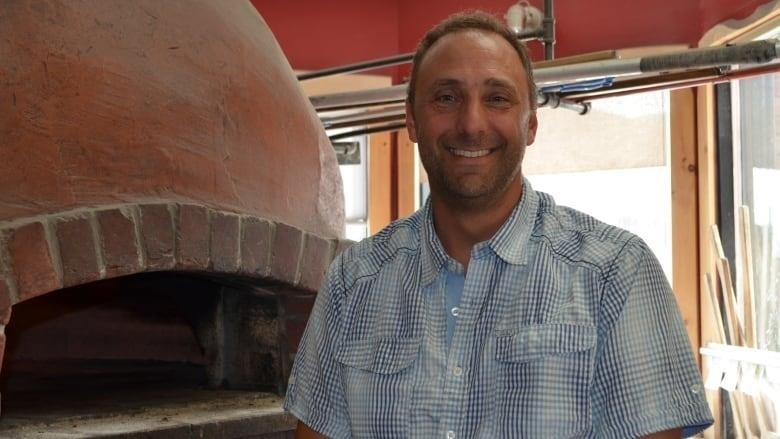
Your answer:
[406,10,537,110]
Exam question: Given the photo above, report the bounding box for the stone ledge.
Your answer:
[0,389,295,439]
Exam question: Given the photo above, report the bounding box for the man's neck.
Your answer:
[431,180,523,269]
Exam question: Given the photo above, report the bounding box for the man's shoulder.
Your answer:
[533,191,644,267]
[336,212,424,282]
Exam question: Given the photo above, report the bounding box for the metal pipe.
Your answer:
[561,62,780,102]
[328,122,407,141]
[310,84,407,111]
[543,0,555,60]
[638,39,778,72]
[298,53,413,81]
[534,39,779,84]
[534,58,643,84]
[320,106,406,129]
[537,93,590,114]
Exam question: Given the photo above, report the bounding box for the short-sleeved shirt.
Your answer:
[284,180,713,438]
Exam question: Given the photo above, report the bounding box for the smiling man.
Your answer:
[284,11,713,439]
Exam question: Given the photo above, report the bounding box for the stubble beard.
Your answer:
[418,130,526,211]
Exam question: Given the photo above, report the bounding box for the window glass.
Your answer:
[734,72,780,351]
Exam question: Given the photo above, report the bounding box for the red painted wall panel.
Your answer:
[252,0,771,77]
[251,0,399,73]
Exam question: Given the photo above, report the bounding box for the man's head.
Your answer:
[405,11,538,211]
[406,11,537,112]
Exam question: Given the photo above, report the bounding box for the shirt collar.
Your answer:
[420,198,450,287]
[483,178,539,265]
[419,178,540,286]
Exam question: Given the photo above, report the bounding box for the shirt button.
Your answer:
[450,307,459,317]
[453,366,463,377]
[446,431,455,439]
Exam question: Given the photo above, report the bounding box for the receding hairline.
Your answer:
[406,11,538,110]
[409,28,536,107]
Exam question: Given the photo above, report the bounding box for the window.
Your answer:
[730,71,780,351]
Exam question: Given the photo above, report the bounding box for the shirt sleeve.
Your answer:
[592,237,714,438]
[284,254,352,438]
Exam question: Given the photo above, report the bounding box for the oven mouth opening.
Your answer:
[0,272,297,438]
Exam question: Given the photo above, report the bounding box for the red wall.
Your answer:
[252,0,772,78]
[396,0,701,81]
[251,0,399,73]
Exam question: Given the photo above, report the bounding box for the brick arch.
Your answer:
[0,201,352,377]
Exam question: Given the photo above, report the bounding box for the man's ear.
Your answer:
[405,101,418,143]
[525,111,538,146]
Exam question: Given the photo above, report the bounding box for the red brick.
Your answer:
[56,215,101,287]
[210,212,239,272]
[139,204,175,270]
[298,233,334,292]
[96,208,141,277]
[7,221,61,301]
[176,204,210,270]
[269,223,303,285]
[240,217,272,276]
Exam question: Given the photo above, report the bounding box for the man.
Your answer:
[285,11,714,439]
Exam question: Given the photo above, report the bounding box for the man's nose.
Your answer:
[456,98,487,136]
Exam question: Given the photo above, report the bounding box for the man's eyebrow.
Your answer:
[484,78,518,91]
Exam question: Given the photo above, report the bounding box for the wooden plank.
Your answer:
[738,206,758,348]
[670,88,701,358]
[368,132,392,235]
[703,273,727,344]
[711,225,745,347]
[395,128,417,219]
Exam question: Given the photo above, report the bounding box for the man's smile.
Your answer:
[447,147,494,158]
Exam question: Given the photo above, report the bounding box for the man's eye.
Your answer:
[488,95,509,103]
[434,94,457,103]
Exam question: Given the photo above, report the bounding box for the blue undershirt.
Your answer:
[444,268,465,348]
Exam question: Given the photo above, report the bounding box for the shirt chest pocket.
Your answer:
[336,337,420,374]
[495,323,596,362]
[335,338,420,438]
[491,324,597,438]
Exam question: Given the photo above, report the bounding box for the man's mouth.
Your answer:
[448,148,492,158]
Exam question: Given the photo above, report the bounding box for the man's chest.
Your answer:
[336,255,604,438]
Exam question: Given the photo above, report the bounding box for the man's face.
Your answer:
[406,29,538,209]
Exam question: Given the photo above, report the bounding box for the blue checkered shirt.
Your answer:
[284,180,713,438]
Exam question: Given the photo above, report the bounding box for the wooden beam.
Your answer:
[368,132,392,235]
[395,128,417,219]
[670,88,701,360]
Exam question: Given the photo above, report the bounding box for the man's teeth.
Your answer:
[449,148,490,158]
